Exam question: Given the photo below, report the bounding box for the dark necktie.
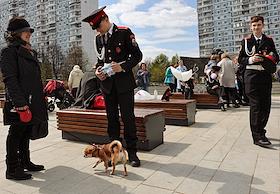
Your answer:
[102,34,107,45]
[256,39,261,48]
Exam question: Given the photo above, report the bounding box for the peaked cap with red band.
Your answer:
[82,6,107,26]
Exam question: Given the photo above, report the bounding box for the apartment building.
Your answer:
[0,0,98,70]
[197,0,280,57]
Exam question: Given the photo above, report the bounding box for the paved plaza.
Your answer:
[0,97,279,194]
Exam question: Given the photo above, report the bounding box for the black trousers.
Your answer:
[223,87,239,105]
[245,70,272,140]
[71,88,78,99]
[6,124,31,168]
[168,83,176,93]
[104,86,137,153]
[237,76,249,103]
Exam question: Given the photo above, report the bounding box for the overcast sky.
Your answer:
[99,0,199,60]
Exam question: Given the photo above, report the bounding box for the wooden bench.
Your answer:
[170,93,219,109]
[134,99,196,126]
[57,108,165,151]
[169,93,185,100]
[192,93,219,108]
[0,92,5,98]
[0,98,5,108]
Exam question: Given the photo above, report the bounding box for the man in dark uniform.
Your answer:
[82,6,142,166]
[238,16,279,147]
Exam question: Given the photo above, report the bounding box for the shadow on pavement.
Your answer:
[14,166,141,194]
[191,122,216,128]
[140,160,267,194]
[144,141,190,157]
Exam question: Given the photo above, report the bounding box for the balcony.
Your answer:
[69,18,80,25]
[69,0,79,5]
[48,24,56,30]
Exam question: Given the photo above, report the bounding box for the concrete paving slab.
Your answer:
[0,97,279,194]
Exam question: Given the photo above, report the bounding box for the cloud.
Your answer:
[140,45,199,60]
[141,45,175,59]
[106,0,146,13]
[177,47,200,58]
[106,0,197,29]
[137,35,197,45]
[103,0,199,59]
[152,29,187,39]
[106,0,146,23]
[136,28,198,45]
[119,0,197,28]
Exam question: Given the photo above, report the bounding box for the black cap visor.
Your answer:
[14,27,34,34]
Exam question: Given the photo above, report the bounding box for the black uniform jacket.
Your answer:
[238,34,279,74]
[0,40,48,125]
[96,24,143,94]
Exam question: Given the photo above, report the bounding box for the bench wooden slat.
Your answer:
[57,114,146,124]
[57,108,165,151]
[135,100,188,110]
[57,116,145,127]
[59,128,147,141]
[170,93,219,109]
[0,98,5,109]
[58,124,146,136]
[58,121,146,132]
[134,99,196,126]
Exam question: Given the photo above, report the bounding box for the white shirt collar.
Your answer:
[107,23,114,36]
[254,34,263,41]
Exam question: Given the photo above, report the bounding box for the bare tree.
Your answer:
[60,46,88,80]
[0,72,4,91]
[35,48,53,85]
[47,43,65,80]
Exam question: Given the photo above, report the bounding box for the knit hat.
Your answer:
[7,17,34,33]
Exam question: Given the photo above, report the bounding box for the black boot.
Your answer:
[6,160,32,180]
[128,151,141,167]
[6,167,32,180]
[21,151,45,172]
[220,103,226,111]
[23,161,45,172]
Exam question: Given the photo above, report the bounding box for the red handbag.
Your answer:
[16,109,32,123]
[93,94,106,109]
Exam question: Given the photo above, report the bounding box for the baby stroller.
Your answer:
[44,80,75,112]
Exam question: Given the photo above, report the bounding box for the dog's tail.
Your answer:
[110,140,123,154]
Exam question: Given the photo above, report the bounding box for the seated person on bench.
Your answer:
[205,66,226,111]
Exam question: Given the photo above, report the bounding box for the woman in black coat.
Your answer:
[0,17,48,180]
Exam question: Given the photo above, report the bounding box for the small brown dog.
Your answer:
[84,140,128,176]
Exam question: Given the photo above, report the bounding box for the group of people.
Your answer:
[205,16,279,147]
[0,6,278,182]
[164,60,195,99]
[204,50,246,111]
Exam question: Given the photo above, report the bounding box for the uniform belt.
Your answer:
[246,65,265,71]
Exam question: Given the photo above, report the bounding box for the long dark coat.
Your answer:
[0,40,48,125]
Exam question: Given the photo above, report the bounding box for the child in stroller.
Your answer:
[44,80,75,111]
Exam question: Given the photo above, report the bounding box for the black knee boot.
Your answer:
[20,150,45,171]
[19,133,45,172]
[6,124,32,180]
[20,136,44,171]
[6,158,32,180]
